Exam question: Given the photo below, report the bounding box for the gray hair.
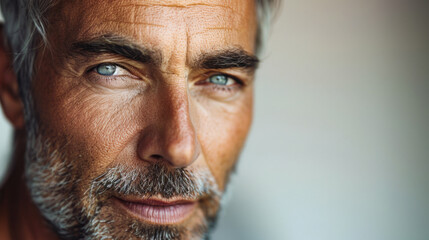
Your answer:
[0,0,280,126]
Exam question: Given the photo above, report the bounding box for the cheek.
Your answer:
[196,88,253,190]
[33,76,144,178]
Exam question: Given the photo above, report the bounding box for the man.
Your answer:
[0,0,278,239]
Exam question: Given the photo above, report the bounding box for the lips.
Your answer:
[117,197,197,225]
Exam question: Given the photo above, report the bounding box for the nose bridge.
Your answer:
[156,82,200,167]
[164,84,193,139]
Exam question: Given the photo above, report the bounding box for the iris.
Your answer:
[209,75,229,85]
[96,63,117,76]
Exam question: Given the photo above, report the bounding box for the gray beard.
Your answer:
[24,128,223,240]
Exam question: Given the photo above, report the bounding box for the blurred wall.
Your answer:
[1,0,428,240]
[212,0,429,239]
[0,112,12,186]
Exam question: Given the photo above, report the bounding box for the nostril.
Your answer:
[150,154,163,160]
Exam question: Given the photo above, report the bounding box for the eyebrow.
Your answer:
[69,34,259,71]
[196,48,259,71]
[69,34,160,65]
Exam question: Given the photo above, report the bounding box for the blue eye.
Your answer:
[96,63,117,76]
[209,74,231,85]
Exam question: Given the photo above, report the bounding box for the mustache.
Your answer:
[89,163,221,200]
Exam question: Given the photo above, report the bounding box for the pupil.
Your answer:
[210,75,227,85]
[97,64,116,76]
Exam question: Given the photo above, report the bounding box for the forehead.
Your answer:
[49,0,257,55]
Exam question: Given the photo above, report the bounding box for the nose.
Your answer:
[137,84,201,168]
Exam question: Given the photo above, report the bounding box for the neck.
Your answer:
[0,130,59,240]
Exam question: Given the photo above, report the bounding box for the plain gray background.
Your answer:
[1,0,428,240]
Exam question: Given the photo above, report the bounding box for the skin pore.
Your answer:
[0,0,258,239]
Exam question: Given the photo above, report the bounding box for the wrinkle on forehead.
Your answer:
[191,27,239,38]
[103,20,166,28]
[120,2,244,17]
[51,0,253,41]
[101,4,167,29]
[106,3,244,28]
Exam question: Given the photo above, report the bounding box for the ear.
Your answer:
[0,26,25,129]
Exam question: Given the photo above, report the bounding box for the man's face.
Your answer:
[25,0,257,239]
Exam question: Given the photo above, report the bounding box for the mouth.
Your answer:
[115,196,198,225]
